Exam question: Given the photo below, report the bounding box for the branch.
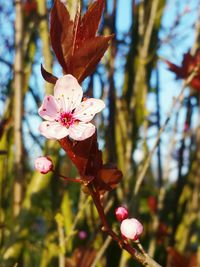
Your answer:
[0,57,12,68]
[134,67,199,195]
[90,236,112,267]
[87,183,162,267]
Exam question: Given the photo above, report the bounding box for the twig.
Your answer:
[52,170,83,183]
[190,6,200,56]
[57,173,82,183]
[65,197,91,245]
[87,183,162,267]
[0,57,12,68]
[142,0,159,57]
[134,68,198,195]
[90,236,112,267]
[170,97,193,245]
[55,215,65,267]
[155,68,163,187]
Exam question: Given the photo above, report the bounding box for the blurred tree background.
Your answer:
[0,0,200,266]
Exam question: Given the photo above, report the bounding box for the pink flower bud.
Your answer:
[120,218,143,240]
[78,230,87,240]
[115,207,129,222]
[34,156,53,174]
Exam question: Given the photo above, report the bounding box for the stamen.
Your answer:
[59,112,75,128]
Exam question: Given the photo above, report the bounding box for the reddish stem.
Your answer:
[87,183,162,266]
[52,170,82,183]
[59,174,82,183]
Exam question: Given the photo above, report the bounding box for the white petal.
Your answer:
[39,121,69,140]
[73,98,105,122]
[38,95,60,121]
[54,75,83,112]
[68,122,95,141]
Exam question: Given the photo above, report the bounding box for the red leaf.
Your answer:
[59,132,102,177]
[50,0,73,71]
[41,65,58,84]
[59,134,123,192]
[71,2,81,56]
[164,60,185,78]
[50,0,113,81]
[97,163,123,191]
[190,77,200,91]
[165,50,200,91]
[70,35,113,82]
[77,0,105,43]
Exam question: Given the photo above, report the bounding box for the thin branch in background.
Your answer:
[55,214,65,267]
[134,67,199,196]
[134,4,200,195]
[90,236,112,267]
[25,119,43,149]
[28,85,41,108]
[190,6,200,56]
[148,104,181,257]
[65,197,91,245]
[155,68,163,187]
[0,57,12,68]
[170,97,193,245]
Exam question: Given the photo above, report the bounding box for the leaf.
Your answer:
[59,132,102,177]
[59,134,122,192]
[50,0,74,71]
[50,0,113,81]
[41,65,58,84]
[70,35,113,82]
[76,0,105,43]
[164,60,185,78]
[71,2,81,56]
[97,164,123,191]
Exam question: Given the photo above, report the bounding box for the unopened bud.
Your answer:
[115,206,129,222]
[120,218,143,240]
[34,156,53,174]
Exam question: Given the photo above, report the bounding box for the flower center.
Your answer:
[59,112,75,128]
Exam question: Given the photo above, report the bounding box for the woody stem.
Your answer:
[52,170,82,183]
[87,183,162,267]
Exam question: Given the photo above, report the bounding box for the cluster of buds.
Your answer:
[115,207,143,241]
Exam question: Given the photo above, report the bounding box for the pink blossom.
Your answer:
[34,156,53,174]
[38,75,105,141]
[115,207,129,222]
[78,230,87,240]
[120,218,143,240]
